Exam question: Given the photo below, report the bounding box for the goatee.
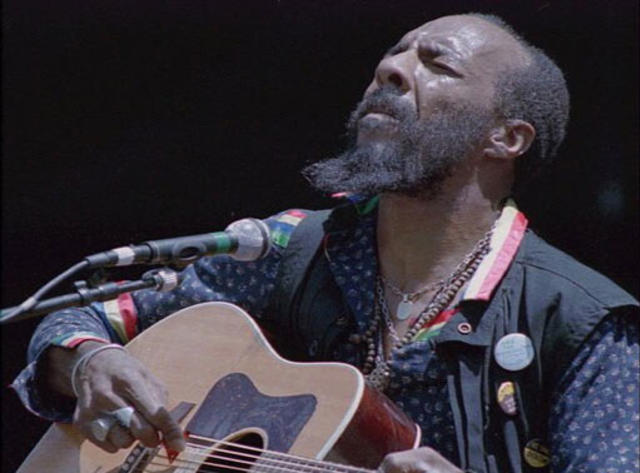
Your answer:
[303,87,494,199]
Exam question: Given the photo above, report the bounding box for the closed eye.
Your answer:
[419,45,462,77]
[426,60,461,76]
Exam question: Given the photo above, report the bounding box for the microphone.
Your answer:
[85,218,270,268]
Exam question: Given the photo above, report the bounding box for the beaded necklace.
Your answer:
[361,228,493,391]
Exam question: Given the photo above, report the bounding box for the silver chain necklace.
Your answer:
[379,274,445,321]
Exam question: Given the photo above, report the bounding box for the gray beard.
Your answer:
[303,87,494,199]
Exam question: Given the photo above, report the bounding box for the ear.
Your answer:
[484,119,536,160]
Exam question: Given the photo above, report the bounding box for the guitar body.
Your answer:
[17,302,420,473]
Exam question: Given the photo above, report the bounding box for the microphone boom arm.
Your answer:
[0,269,179,324]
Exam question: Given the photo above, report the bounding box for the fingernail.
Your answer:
[165,446,179,464]
[163,440,181,464]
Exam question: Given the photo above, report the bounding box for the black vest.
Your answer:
[267,205,639,473]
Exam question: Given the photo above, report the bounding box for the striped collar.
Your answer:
[462,199,528,301]
[325,196,528,333]
[339,195,529,301]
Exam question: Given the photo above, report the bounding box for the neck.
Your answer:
[376,184,501,292]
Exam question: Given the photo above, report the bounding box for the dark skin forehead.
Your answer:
[388,15,530,79]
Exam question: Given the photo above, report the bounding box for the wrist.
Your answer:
[71,343,128,397]
[75,340,109,356]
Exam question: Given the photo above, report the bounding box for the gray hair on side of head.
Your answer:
[466,13,571,195]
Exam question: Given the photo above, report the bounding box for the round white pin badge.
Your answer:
[494,333,534,371]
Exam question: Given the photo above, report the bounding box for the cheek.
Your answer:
[414,72,461,117]
[414,70,494,117]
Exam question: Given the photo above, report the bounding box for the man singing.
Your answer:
[12,13,639,473]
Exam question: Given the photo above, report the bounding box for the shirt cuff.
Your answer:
[10,360,75,423]
[13,335,110,423]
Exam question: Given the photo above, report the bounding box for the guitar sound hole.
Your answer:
[197,433,265,473]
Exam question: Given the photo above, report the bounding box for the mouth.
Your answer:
[356,111,400,142]
[359,111,399,124]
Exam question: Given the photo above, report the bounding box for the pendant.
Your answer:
[396,297,413,320]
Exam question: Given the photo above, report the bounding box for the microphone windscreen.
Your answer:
[225,218,271,261]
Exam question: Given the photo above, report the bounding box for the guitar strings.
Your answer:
[147,457,254,473]
[180,442,334,470]
[144,438,372,473]
[178,435,375,473]
[148,455,320,473]
[151,448,371,473]
[147,455,371,473]
[171,444,367,473]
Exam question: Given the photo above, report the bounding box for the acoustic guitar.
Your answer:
[17,302,421,473]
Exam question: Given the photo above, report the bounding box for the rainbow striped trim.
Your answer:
[271,210,308,248]
[277,212,305,226]
[463,199,528,301]
[52,331,110,348]
[103,292,138,343]
[413,308,458,342]
[330,193,380,216]
[355,196,380,216]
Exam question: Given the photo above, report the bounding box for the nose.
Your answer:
[373,53,413,94]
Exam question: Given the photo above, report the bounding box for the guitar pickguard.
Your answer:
[186,372,317,453]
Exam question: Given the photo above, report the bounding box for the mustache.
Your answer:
[351,86,416,122]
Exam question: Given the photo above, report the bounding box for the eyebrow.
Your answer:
[385,41,409,57]
[385,38,457,59]
[383,36,466,78]
[420,38,459,58]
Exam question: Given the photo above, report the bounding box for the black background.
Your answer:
[2,1,638,471]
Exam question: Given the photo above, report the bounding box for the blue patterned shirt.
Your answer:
[12,204,640,472]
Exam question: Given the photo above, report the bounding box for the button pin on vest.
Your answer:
[457,322,473,334]
[497,381,518,416]
[523,439,550,468]
[494,333,535,371]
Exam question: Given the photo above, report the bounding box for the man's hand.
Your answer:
[379,447,463,473]
[67,343,185,454]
